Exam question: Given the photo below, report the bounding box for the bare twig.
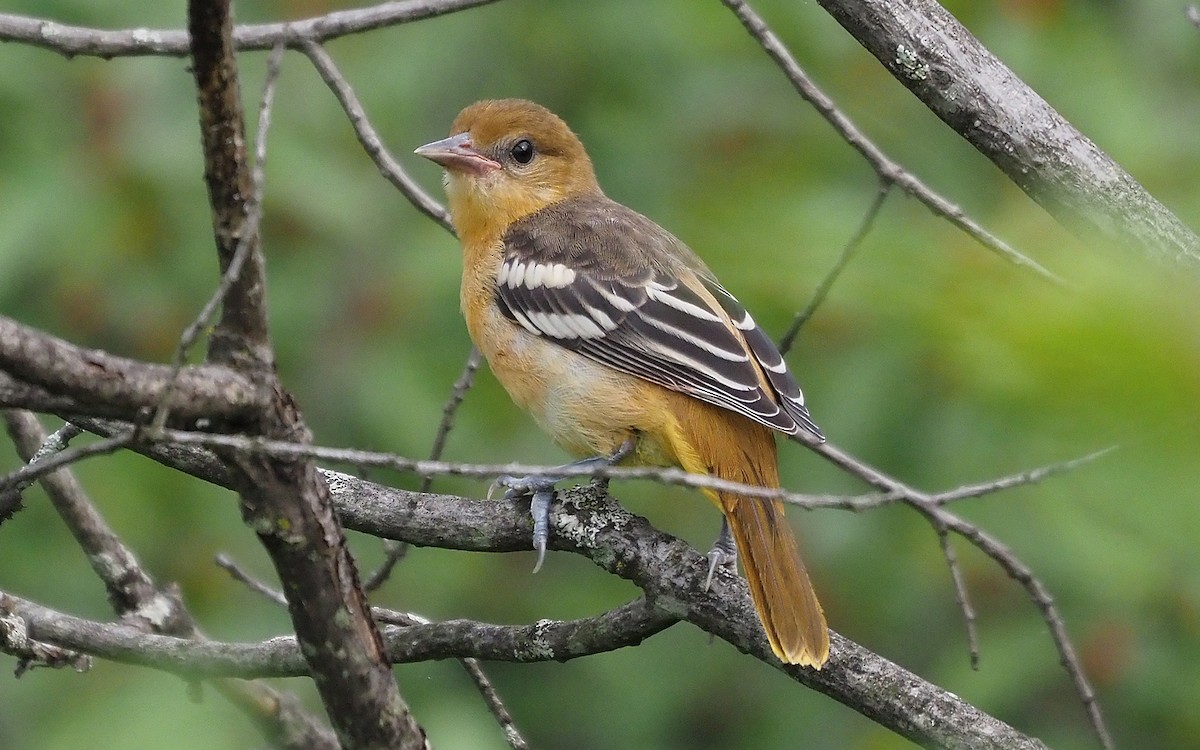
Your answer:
[779,182,890,355]
[936,527,980,670]
[459,657,530,750]
[6,591,673,677]
[0,430,137,494]
[420,347,483,490]
[720,0,1063,283]
[216,554,289,607]
[298,40,452,230]
[811,440,1113,749]
[0,416,81,521]
[933,446,1117,506]
[95,426,1098,517]
[365,347,481,591]
[0,1,504,59]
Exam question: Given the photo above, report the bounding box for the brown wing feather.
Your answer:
[498,194,822,439]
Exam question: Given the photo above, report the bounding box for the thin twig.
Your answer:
[421,347,483,490]
[0,1,504,58]
[779,181,890,355]
[936,527,980,670]
[937,508,1111,749]
[299,40,452,231]
[720,0,1063,284]
[365,347,482,592]
[459,657,530,750]
[933,446,1118,506]
[133,427,1104,515]
[215,553,289,607]
[0,431,136,493]
[811,440,1112,749]
[0,417,82,521]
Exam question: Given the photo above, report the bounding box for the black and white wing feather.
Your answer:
[497,195,822,440]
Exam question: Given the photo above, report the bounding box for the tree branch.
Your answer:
[810,439,1113,750]
[0,316,266,427]
[7,591,673,676]
[0,0,503,59]
[186,0,425,747]
[2,411,338,749]
[813,0,1200,264]
[721,0,1062,283]
[299,41,453,232]
[61,421,1062,749]
[3,475,1051,749]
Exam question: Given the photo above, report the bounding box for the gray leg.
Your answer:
[705,517,738,590]
[490,439,635,572]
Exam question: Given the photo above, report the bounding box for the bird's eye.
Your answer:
[509,139,535,165]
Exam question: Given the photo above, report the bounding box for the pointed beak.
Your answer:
[414,132,501,176]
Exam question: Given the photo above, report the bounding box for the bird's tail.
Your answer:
[666,394,829,667]
[722,489,828,667]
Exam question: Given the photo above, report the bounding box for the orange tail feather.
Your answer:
[664,394,829,667]
[722,492,828,667]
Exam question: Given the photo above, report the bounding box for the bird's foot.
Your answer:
[489,474,561,573]
[489,440,636,574]
[704,518,738,591]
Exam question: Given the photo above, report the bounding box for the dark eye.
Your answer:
[510,138,534,165]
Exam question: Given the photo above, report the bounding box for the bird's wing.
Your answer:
[497,196,822,439]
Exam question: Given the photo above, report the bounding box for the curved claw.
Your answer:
[704,521,739,591]
[530,490,553,573]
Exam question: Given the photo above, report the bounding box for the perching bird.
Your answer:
[415,99,829,668]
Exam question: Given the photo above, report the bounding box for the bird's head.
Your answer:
[415,99,600,239]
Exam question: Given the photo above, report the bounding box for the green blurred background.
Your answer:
[2,0,1198,747]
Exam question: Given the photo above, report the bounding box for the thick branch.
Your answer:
[189,0,269,367]
[814,0,1200,263]
[8,593,674,678]
[0,317,265,426]
[83,427,1047,749]
[187,1,423,747]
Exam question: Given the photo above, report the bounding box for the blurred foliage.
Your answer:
[1,0,1198,748]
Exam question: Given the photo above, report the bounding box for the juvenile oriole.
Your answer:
[415,99,829,667]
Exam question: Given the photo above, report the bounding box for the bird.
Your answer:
[415,99,829,668]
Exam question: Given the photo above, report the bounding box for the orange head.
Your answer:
[415,99,600,239]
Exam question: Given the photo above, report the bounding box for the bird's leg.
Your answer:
[705,516,739,590]
[490,439,635,573]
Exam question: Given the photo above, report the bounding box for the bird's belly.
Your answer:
[471,310,676,465]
